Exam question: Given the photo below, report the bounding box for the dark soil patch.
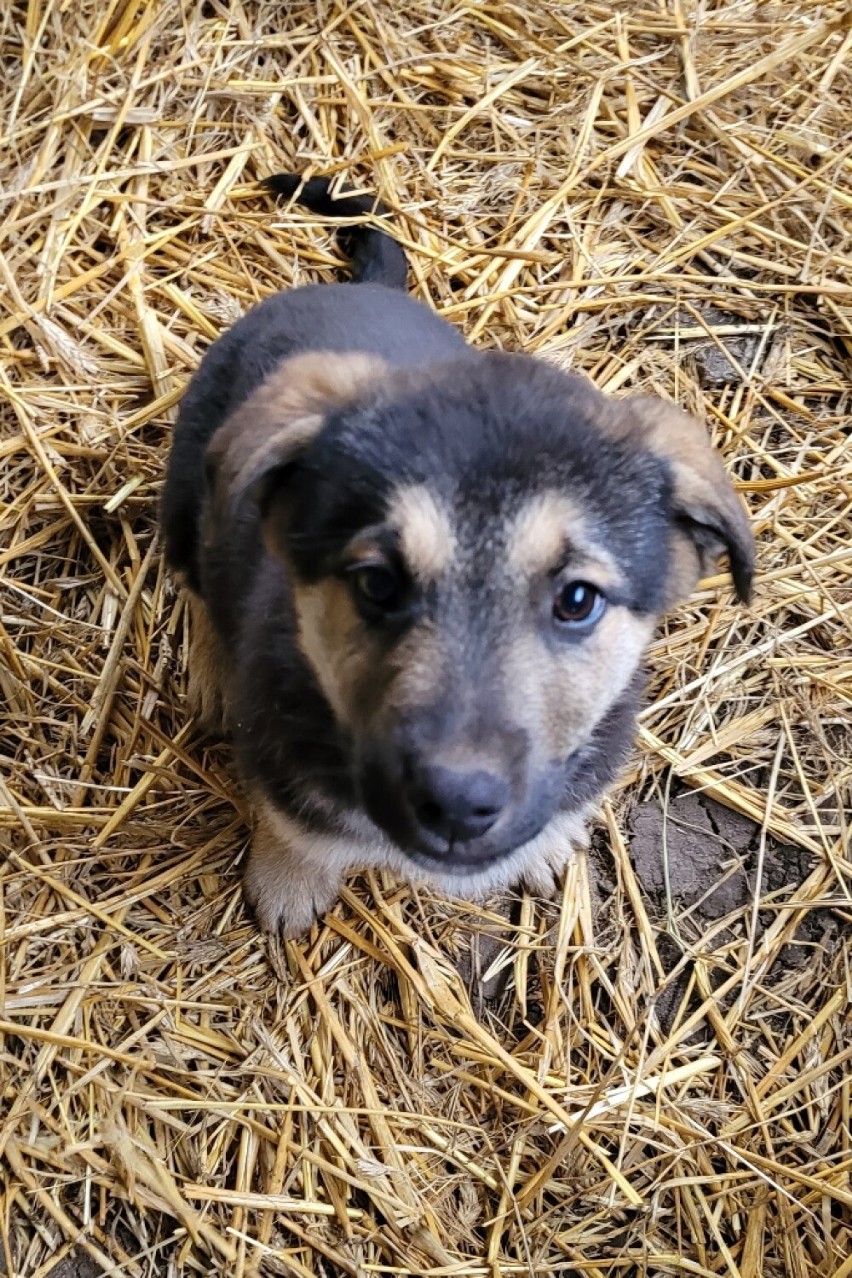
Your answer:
[618,787,841,1032]
[45,1253,103,1278]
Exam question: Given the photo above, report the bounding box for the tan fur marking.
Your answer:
[503,606,654,762]
[292,580,370,728]
[186,592,229,734]
[382,621,449,713]
[387,484,456,582]
[506,490,621,589]
[667,536,706,605]
[507,491,580,576]
[294,576,448,730]
[624,397,741,530]
[344,536,390,567]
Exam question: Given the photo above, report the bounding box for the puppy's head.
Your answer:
[207,350,753,874]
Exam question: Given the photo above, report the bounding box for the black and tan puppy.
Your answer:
[161,175,754,936]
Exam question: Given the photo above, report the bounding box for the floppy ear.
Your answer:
[623,396,755,606]
[205,350,387,499]
[203,350,387,548]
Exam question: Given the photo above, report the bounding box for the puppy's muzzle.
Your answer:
[360,738,565,870]
[403,758,509,853]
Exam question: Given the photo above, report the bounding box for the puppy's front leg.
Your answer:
[186,593,230,735]
[242,796,345,937]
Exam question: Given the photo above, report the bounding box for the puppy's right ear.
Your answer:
[203,351,387,541]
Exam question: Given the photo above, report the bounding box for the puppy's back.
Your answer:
[161,181,468,592]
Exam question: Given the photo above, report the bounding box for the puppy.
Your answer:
[161,174,754,937]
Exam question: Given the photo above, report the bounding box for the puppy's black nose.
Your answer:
[407,764,509,846]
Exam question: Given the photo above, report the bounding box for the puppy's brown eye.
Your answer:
[350,564,401,610]
[553,581,605,629]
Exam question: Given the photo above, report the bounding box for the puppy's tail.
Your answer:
[262,174,408,291]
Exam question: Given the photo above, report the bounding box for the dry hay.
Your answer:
[1,1,851,1275]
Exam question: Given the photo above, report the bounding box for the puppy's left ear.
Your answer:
[623,396,755,606]
[204,351,387,538]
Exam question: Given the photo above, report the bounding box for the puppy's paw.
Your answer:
[517,811,589,898]
[242,843,341,938]
[519,858,563,898]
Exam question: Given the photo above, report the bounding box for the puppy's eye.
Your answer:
[553,581,605,629]
[350,564,402,610]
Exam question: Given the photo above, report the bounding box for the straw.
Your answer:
[2,1,850,1274]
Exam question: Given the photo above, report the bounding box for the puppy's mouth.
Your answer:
[400,842,516,876]
[395,828,506,874]
[358,756,570,874]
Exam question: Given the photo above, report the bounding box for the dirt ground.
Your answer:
[456,784,840,1019]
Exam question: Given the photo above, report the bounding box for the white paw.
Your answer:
[519,859,562,898]
[517,810,589,897]
[242,855,341,938]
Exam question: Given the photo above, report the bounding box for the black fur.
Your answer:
[262,174,409,290]
[160,173,754,911]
